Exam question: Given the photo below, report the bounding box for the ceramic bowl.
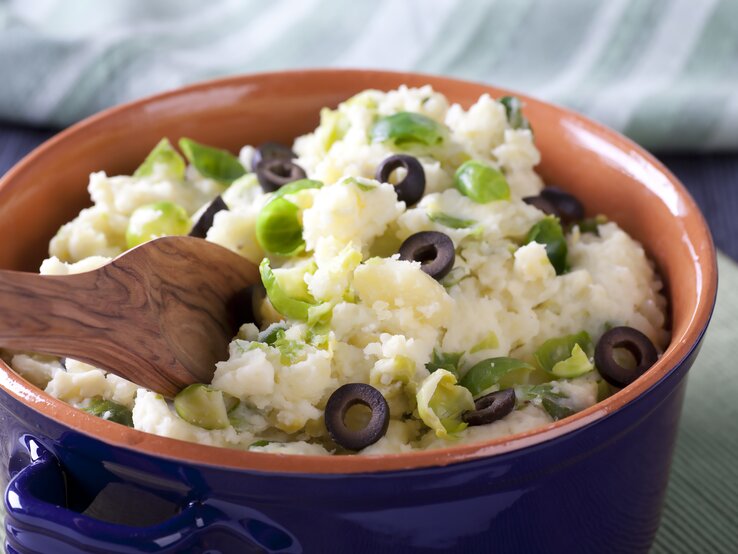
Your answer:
[0,70,717,553]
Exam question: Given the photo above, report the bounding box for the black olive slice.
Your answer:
[228,283,266,331]
[540,187,585,225]
[189,196,228,239]
[252,142,296,171]
[375,154,426,206]
[324,383,390,451]
[523,187,585,226]
[462,389,516,426]
[523,195,557,215]
[398,231,455,281]
[594,326,658,388]
[256,159,307,193]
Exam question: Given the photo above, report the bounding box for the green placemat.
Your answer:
[653,251,737,552]
[0,257,734,552]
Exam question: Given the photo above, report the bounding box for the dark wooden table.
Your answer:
[2,121,735,261]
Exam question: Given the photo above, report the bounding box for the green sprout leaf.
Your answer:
[125,201,190,249]
[417,369,475,438]
[371,112,447,148]
[255,198,305,256]
[525,216,568,274]
[84,397,133,427]
[460,357,539,398]
[469,332,500,354]
[134,138,186,181]
[174,384,231,430]
[259,258,317,322]
[454,160,510,203]
[179,138,246,184]
[534,331,594,375]
[255,179,322,256]
[550,343,594,378]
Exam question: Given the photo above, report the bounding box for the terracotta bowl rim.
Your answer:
[0,68,718,474]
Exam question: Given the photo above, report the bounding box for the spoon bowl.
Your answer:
[0,236,259,396]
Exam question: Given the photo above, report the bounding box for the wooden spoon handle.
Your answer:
[0,268,173,393]
[0,269,121,359]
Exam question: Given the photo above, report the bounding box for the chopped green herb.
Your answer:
[271,335,307,365]
[499,96,531,131]
[426,350,464,379]
[541,397,576,421]
[428,211,477,229]
[577,214,608,235]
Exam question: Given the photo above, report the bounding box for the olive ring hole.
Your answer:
[611,342,641,370]
[342,400,374,433]
[269,162,292,178]
[413,244,438,265]
[387,166,408,185]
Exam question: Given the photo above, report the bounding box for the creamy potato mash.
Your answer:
[5,86,668,455]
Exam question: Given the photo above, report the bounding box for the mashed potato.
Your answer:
[7,86,668,455]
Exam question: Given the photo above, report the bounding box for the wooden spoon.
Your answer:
[0,236,259,397]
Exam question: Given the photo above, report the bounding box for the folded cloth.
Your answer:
[0,0,736,150]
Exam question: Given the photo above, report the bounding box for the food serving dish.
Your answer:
[0,69,717,553]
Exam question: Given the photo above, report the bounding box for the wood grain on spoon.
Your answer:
[0,236,259,397]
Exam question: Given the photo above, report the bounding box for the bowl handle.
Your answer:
[4,436,232,554]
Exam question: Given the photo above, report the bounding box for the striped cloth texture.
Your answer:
[1,0,737,150]
[652,254,736,553]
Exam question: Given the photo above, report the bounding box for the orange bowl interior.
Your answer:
[0,70,717,473]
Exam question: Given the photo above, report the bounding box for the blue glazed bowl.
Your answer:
[0,70,717,554]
